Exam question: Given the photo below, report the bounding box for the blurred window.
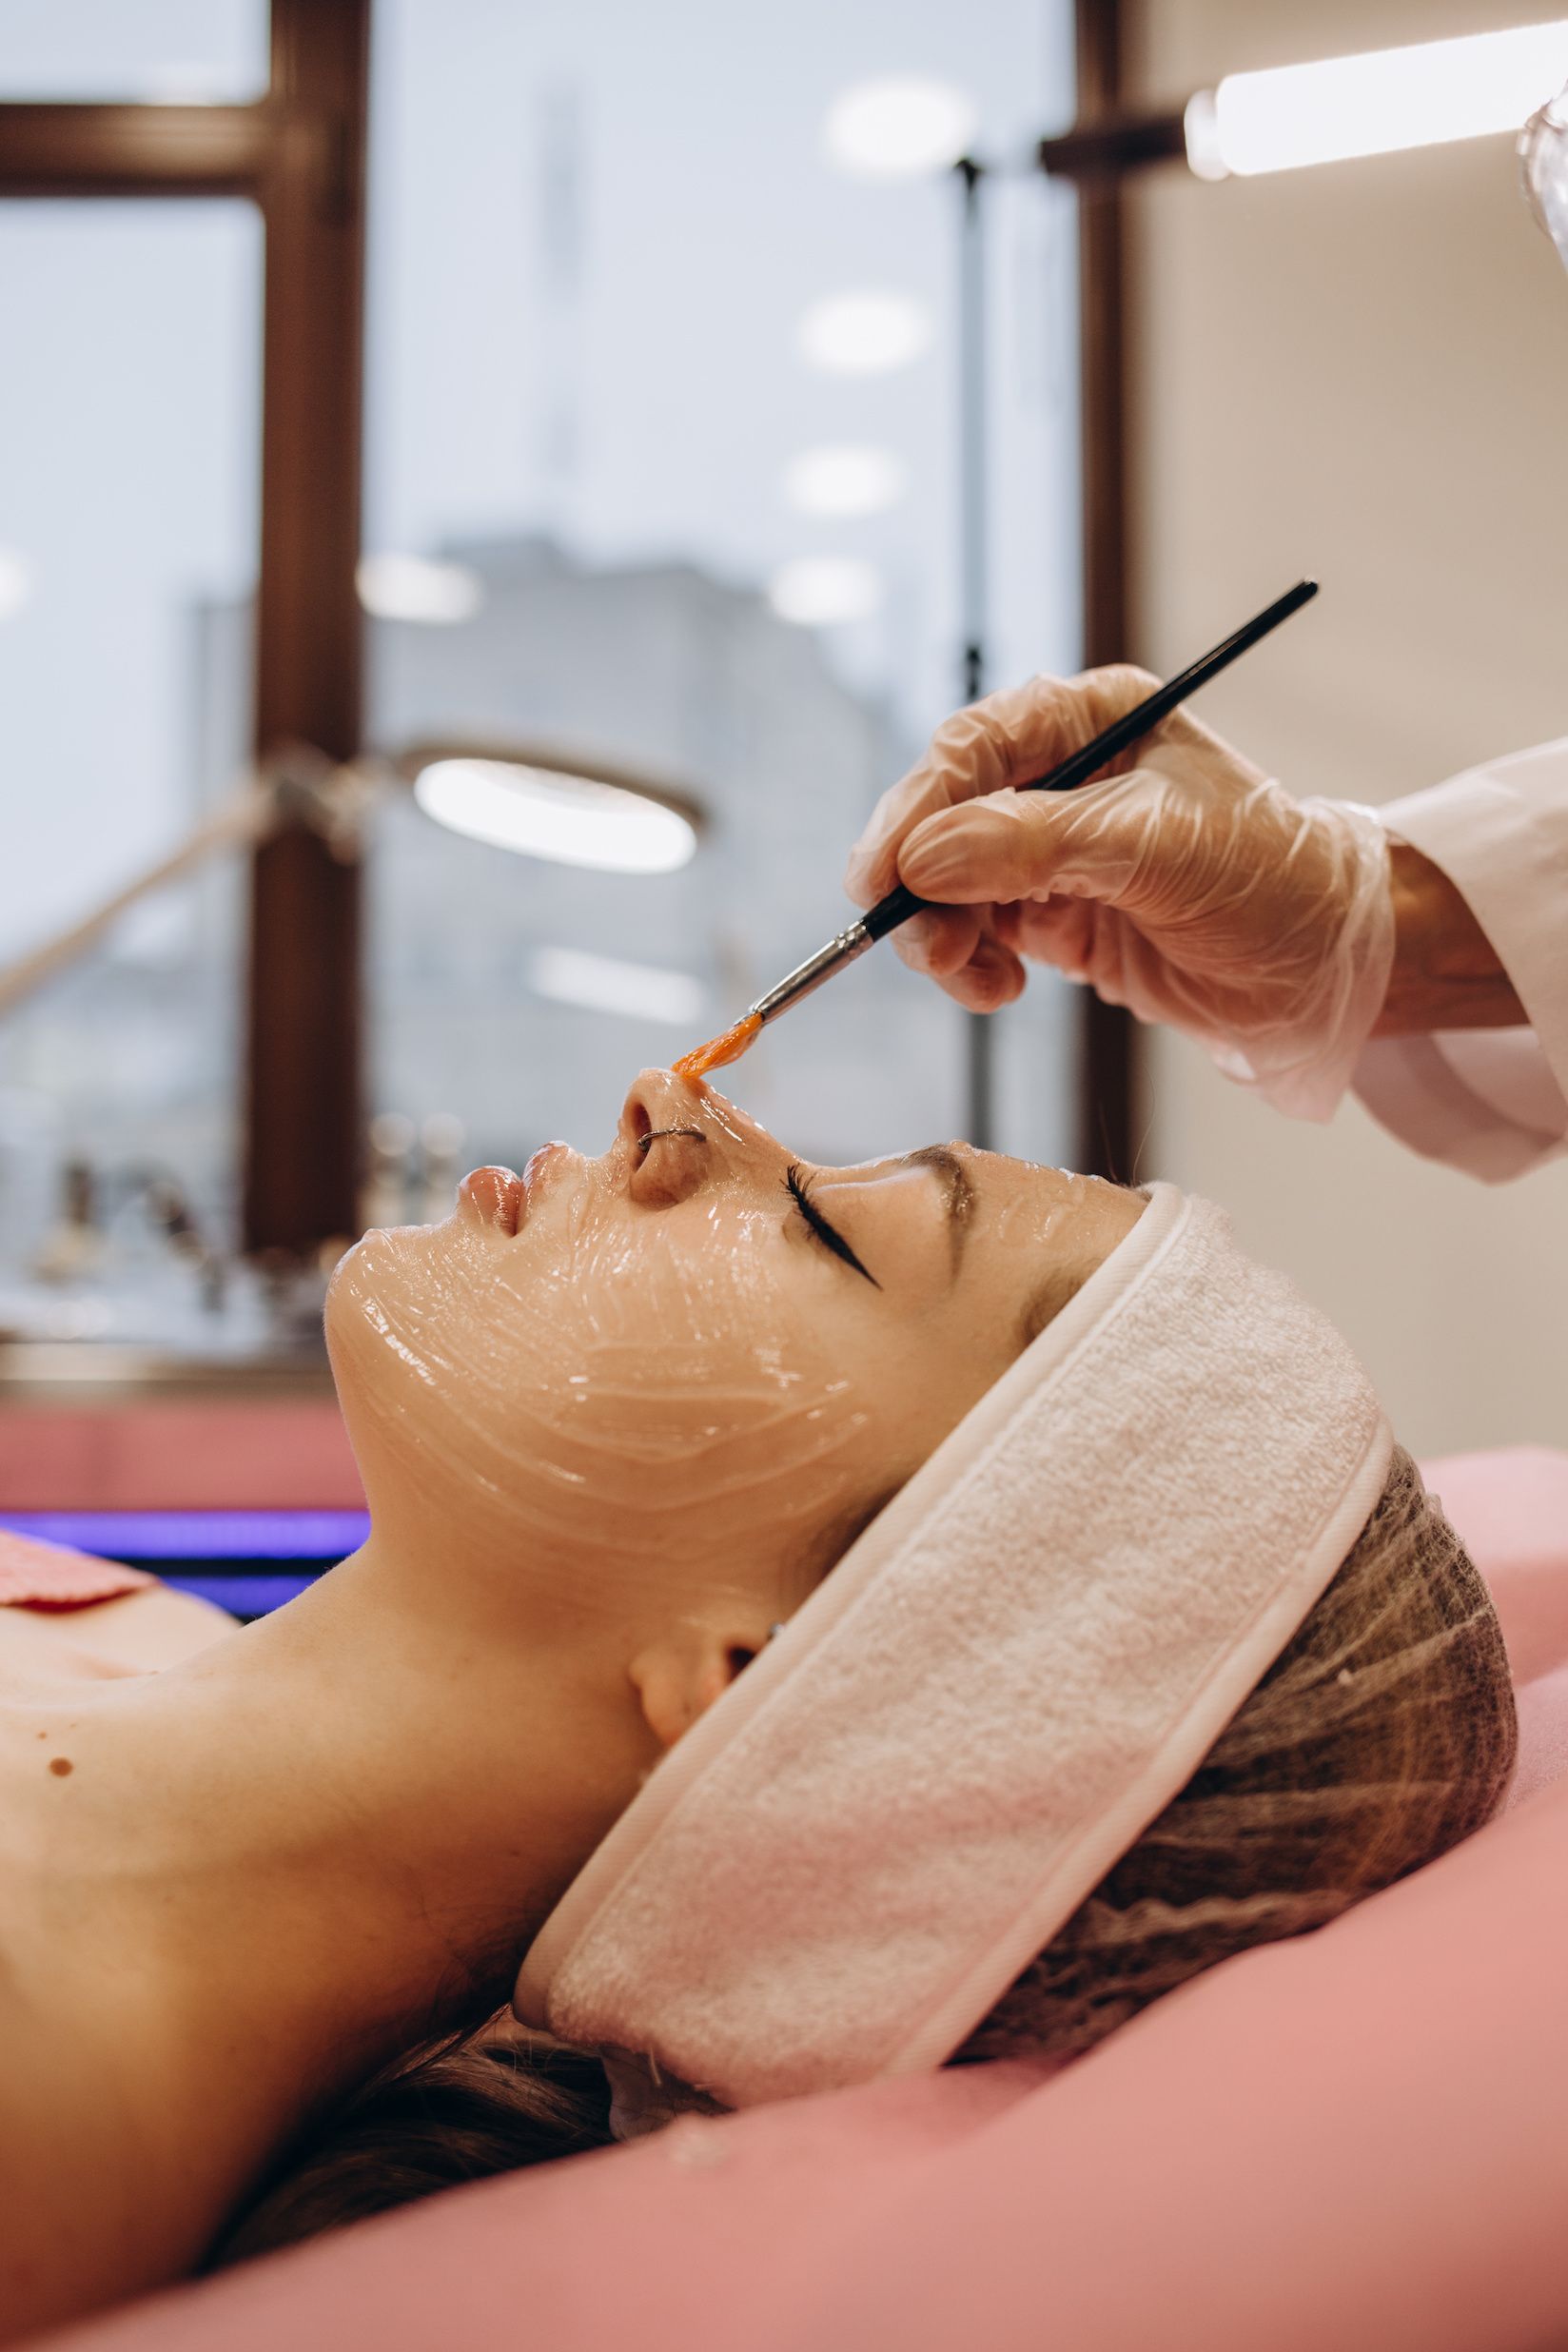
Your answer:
[0,201,261,1310]
[0,1,269,104]
[363,0,1081,1187]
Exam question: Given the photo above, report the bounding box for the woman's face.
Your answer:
[326,1069,1142,1642]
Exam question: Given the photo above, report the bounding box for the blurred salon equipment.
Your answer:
[0,737,701,1384]
[0,737,703,1028]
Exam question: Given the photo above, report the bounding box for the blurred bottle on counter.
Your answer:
[361,1111,416,1232]
[32,1157,104,1283]
[418,1112,465,1225]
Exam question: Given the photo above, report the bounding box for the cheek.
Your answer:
[326,1197,876,1581]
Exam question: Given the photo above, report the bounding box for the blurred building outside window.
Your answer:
[358,0,1082,1199]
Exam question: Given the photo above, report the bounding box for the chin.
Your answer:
[325,1221,456,1441]
[324,1208,529,1522]
[327,1217,438,1336]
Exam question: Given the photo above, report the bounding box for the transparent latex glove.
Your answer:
[844,667,1395,1121]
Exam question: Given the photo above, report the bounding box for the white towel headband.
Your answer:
[514,1182,1391,2111]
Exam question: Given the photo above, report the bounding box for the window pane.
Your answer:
[0,0,268,104]
[364,0,1080,1193]
[0,201,261,1344]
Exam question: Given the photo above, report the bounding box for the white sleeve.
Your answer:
[1352,738,1568,1182]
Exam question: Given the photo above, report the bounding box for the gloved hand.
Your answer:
[844,666,1395,1121]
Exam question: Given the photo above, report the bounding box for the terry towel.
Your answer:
[515,1182,1392,2110]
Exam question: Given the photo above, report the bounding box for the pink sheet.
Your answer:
[28,1444,1568,2352]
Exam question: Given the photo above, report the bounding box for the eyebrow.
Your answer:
[897,1146,976,1281]
[800,1144,977,1294]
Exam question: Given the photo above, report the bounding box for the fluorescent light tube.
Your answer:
[1186,21,1568,179]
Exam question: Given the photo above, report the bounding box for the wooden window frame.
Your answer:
[0,0,369,1254]
[0,0,1140,1230]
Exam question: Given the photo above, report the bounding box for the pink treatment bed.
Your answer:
[25,1443,1568,2352]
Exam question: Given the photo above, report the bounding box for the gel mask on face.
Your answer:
[514,1183,1392,2116]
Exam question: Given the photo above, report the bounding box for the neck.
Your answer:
[0,1544,643,2336]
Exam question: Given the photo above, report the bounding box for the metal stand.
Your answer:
[956,156,996,1150]
[1066,0,1137,1182]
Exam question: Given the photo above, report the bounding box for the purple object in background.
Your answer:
[165,1572,319,1616]
[0,1509,369,1558]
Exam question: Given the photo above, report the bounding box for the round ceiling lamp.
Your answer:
[0,549,34,623]
[798,289,932,376]
[767,557,884,628]
[400,743,702,875]
[823,76,978,179]
[357,552,484,625]
[784,444,906,518]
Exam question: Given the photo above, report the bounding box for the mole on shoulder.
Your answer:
[48,1755,73,1777]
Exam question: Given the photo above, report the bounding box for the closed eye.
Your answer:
[783,1164,881,1289]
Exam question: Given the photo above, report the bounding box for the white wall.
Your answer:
[1123,0,1568,1456]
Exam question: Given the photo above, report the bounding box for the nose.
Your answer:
[615,1068,715,1209]
[618,1068,710,1150]
[617,1068,781,1207]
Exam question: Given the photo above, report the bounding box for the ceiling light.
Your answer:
[0,550,33,622]
[410,756,698,873]
[0,739,705,1026]
[823,76,978,180]
[528,946,706,1025]
[1186,21,1568,180]
[767,558,883,628]
[799,289,932,375]
[357,552,484,625]
[784,445,906,519]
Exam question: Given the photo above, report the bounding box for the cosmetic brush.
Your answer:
[673,578,1319,1083]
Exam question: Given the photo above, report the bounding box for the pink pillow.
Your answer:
[1512,1664,1568,1809]
[745,1772,1568,2352]
[30,1449,1568,2352]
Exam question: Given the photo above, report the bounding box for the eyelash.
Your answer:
[784,1163,862,1277]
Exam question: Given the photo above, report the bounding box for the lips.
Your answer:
[459,1165,527,1236]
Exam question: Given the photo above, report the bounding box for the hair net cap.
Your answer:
[514,1183,1392,2111]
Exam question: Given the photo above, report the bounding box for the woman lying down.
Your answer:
[0,1068,1516,2339]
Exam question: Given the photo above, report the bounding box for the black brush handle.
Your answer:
[862,882,929,942]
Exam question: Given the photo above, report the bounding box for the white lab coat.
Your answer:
[1353,739,1568,1181]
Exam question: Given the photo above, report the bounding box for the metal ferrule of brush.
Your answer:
[752,919,876,1025]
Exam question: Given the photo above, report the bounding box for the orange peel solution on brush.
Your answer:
[673,1013,763,1083]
